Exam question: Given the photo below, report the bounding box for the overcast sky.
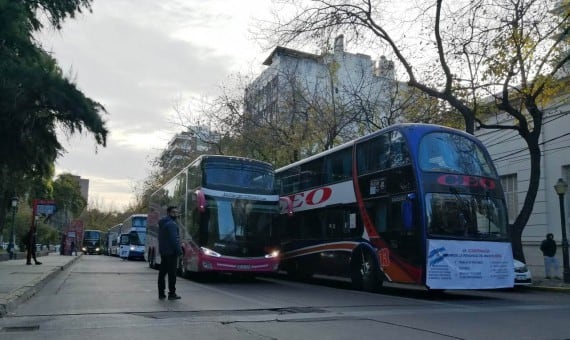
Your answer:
[36,0,273,211]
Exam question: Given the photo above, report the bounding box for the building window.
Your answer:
[501,174,518,223]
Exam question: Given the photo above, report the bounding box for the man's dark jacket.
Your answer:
[158,215,182,256]
[540,238,557,257]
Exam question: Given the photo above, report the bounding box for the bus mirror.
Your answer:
[196,190,207,213]
[279,196,294,217]
[402,194,415,230]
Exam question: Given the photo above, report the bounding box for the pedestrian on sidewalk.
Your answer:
[540,233,560,279]
[157,206,182,301]
[70,241,77,256]
[24,230,42,265]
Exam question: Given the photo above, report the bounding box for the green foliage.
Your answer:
[79,207,122,232]
[53,173,86,217]
[0,0,107,230]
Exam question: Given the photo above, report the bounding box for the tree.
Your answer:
[260,0,570,261]
[0,0,108,234]
[52,173,87,227]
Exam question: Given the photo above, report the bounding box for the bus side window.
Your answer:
[366,201,388,234]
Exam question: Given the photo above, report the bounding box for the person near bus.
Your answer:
[540,233,561,279]
[25,230,42,265]
[157,206,182,300]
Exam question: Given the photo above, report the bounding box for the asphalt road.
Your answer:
[1,255,569,340]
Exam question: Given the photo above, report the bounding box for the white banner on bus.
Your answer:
[426,239,514,289]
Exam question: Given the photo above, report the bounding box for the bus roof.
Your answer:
[275,123,471,173]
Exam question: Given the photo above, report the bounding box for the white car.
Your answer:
[514,259,532,286]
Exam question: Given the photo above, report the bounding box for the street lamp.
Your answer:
[8,196,19,259]
[554,178,570,283]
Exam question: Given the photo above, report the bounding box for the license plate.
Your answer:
[516,275,526,280]
[237,264,251,270]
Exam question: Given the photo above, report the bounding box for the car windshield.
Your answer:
[426,192,508,239]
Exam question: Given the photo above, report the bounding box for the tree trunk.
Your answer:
[510,137,541,262]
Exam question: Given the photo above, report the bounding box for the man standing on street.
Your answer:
[158,206,182,300]
[25,230,42,265]
[540,233,561,279]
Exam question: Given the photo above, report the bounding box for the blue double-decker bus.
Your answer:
[274,123,514,291]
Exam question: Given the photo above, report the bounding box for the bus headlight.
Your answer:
[265,250,279,258]
[82,247,87,251]
[130,246,135,251]
[201,247,222,257]
[95,248,100,252]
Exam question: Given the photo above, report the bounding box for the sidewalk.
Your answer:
[0,253,80,317]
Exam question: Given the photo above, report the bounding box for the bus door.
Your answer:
[366,195,423,268]
[319,207,358,277]
[119,233,130,259]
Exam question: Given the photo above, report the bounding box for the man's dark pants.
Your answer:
[158,254,178,295]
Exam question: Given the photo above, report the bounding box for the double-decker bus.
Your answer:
[145,155,284,277]
[274,123,514,291]
[119,214,147,260]
[107,223,122,256]
[82,230,104,255]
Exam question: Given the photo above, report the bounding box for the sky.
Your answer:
[37,0,273,211]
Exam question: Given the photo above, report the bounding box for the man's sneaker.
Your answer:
[35,261,42,265]
[168,294,181,300]
[158,293,166,300]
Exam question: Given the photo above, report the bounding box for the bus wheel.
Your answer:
[351,248,382,292]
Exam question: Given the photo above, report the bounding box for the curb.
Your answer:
[529,285,570,292]
[0,255,81,317]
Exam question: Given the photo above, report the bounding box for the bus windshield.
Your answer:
[83,231,100,240]
[419,132,495,177]
[204,160,274,194]
[206,197,277,244]
[426,192,508,239]
[129,231,145,246]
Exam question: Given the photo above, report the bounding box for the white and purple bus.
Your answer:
[145,155,285,278]
[274,123,514,291]
[119,214,147,260]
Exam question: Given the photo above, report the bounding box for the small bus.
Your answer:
[82,230,104,255]
[107,223,122,256]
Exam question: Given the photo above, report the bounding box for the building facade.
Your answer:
[159,128,213,172]
[476,96,570,271]
[245,35,398,147]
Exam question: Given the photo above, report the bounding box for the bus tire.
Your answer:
[350,247,383,292]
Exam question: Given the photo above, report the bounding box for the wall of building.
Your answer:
[476,97,570,253]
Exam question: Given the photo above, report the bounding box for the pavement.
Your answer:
[0,253,568,318]
[0,252,81,317]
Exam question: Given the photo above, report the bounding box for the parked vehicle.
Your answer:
[514,259,532,286]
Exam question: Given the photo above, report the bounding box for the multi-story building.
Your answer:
[69,175,89,202]
[245,35,398,145]
[159,128,213,172]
